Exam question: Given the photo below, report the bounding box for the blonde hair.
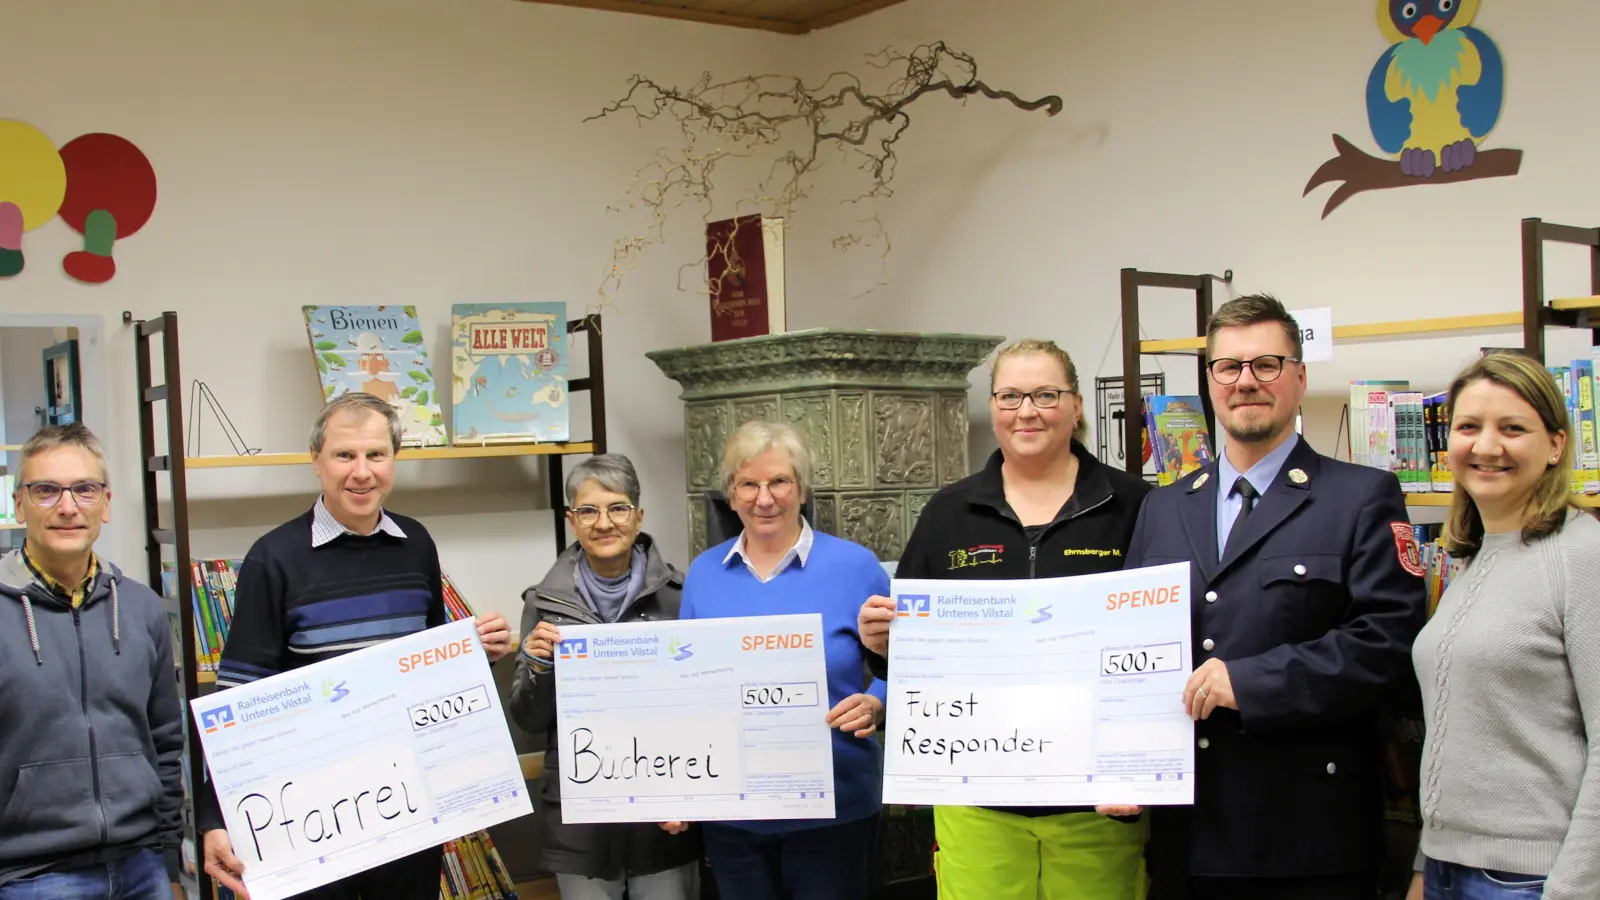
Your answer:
[310,392,404,454]
[990,338,1088,443]
[719,419,812,499]
[1442,351,1580,557]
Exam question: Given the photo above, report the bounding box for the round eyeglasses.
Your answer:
[1207,355,1300,385]
[570,503,637,527]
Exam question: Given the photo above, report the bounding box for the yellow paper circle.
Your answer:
[0,120,66,231]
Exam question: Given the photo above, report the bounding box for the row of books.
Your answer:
[439,831,521,900]
[161,559,238,672]
[1409,523,1468,616]
[302,303,570,449]
[1345,350,1600,496]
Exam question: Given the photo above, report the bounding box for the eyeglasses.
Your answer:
[21,481,107,508]
[991,388,1072,410]
[732,477,796,502]
[570,503,637,527]
[1207,355,1300,385]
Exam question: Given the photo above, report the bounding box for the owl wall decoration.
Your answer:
[1303,0,1521,218]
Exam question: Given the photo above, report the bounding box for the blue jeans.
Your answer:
[0,849,167,900]
[1424,858,1547,898]
[702,813,878,900]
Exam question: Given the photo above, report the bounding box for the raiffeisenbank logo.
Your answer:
[1025,598,1053,624]
[200,705,236,734]
[321,678,350,703]
[668,637,694,661]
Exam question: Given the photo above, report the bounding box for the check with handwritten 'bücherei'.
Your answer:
[190,619,532,900]
[554,613,836,824]
[884,562,1195,807]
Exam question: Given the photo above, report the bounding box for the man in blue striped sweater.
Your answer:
[198,393,515,899]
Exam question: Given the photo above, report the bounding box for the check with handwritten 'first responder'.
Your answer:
[883,563,1195,807]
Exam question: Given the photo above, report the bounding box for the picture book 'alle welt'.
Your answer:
[302,305,449,447]
[449,303,570,445]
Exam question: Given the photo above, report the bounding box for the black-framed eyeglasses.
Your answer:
[1207,355,1300,385]
[991,388,1073,410]
[570,503,637,527]
[20,481,107,508]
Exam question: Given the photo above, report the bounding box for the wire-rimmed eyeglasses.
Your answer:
[1206,355,1300,385]
[570,503,637,527]
[732,477,796,502]
[20,481,107,508]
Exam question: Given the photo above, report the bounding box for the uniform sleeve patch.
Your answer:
[1389,522,1424,577]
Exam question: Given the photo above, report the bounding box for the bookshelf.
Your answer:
[131,310,608,900]
[1117,217,1600,495]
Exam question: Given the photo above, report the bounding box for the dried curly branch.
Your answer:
[586,42,1062,312]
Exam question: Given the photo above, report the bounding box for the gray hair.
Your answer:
[19,422,110,485]
[564,454,642,506]
[309,392,404,454]
[719,419,812,499]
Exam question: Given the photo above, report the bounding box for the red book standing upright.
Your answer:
[706,214,786,342]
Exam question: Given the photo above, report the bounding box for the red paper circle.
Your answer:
[57,133,157,238]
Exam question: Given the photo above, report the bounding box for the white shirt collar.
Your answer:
[311,495,407,548]
[724,518,814,583]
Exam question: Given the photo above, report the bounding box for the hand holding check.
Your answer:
[523,620,561,661]
[857,595,895,657]
[476,612,515,662]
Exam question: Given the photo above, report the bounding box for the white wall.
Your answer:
[7,0,1600,627]
[790,0,1600,475]
[3,0,800,627]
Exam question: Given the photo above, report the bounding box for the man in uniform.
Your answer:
[1117,294,1427,899]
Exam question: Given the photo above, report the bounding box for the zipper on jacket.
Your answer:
[535,592,603,626]
[73,605,109,844]
[1024,493,1113,580]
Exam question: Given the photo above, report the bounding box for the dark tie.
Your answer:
[1224,476,1258,555]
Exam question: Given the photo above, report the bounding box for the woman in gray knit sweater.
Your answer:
[1410,351,1600,900]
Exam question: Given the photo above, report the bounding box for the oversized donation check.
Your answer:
[554,613,836,824]
[190,619,532,900]
[883,562,1195,807]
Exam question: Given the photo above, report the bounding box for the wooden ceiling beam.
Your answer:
[517,0,913,34]
[801,0,911,31]
[519,0,809,35]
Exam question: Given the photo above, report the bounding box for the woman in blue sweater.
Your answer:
[674,419,889,900]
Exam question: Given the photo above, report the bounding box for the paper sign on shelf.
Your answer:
[1290,307,1334,362]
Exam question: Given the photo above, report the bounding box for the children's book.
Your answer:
[449,303,569,444]
[302,305,448,447]
[1147,395,1214,485]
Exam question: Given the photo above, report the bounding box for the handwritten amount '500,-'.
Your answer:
[1102,651,1156,675]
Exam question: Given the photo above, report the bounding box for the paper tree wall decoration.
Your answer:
[0,120,156,282]
[0,120,68,277]
[57,133,157,283]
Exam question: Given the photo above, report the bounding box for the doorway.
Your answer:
[0,314,108,551]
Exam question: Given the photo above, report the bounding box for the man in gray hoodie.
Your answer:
[0,423,185,900]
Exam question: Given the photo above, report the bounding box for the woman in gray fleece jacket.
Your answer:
[1410,351,1600,900]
